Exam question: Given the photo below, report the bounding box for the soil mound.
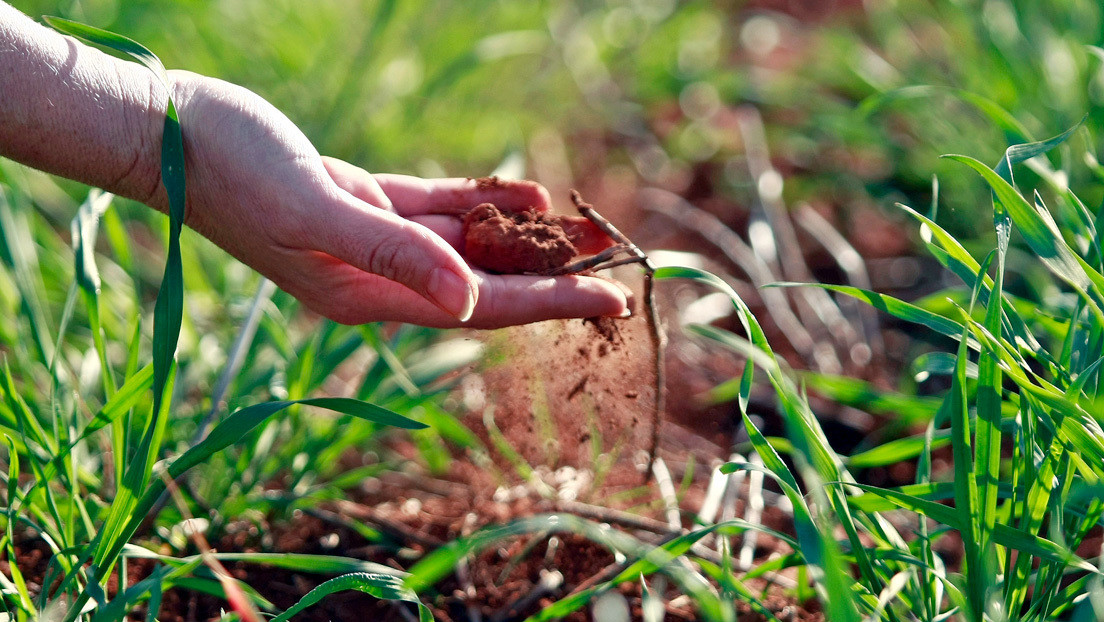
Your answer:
[462,203,578,274]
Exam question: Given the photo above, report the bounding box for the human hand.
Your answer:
[146,71,629,328]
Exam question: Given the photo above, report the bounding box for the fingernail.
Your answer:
[612,279,635,314]
[428,267,477,322]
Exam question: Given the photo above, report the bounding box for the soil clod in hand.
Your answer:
[462,203,578,275]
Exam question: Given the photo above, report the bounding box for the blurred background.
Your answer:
[7,0,1104,480]
[6,0,1104,470]
[5,0,1104,618]
[11,0,1103,222]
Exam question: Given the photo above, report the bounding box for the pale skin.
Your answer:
[0,2,630,328]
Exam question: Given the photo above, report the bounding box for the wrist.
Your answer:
[118,66,176,213]
[0,3,169,209]
[111,61,173,210]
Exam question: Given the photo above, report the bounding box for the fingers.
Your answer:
[373,173,553,217]
[305,198,478,321]
[280,254,630,328]
[321,162,614,254]
[320,160,553,216]
[321,156,395,211]
[462,274,630,328]
[346,273,630,328]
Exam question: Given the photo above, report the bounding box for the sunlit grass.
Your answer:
[644,122,1104,620]
[4,0,1104,619]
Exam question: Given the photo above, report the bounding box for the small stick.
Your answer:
[642,271,666,465]
[555,499,674,535]
[697,466,729,526]
[457,512,482,622]
[718,452,744,559]
[547,244,632,275]
[651,458,682,531]
[571,191,652,268]
[158,470,263,622]
[738,453,765,571]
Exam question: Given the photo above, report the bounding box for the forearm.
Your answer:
[0,2,163,204]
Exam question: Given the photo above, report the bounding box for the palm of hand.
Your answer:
[166,71,628,328]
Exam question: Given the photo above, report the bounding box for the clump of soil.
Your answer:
[462,203,578,275]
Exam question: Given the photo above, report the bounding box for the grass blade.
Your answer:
[45,15,187,429]
[71,190,119,399]
[845,430,952,469]
[944,328,984,621]
[42,17,169,84]
[943,154,1094,298]
[975,211,1006,592]
[271,572,431,622]
[4,436,35,616]
[770,282,965,342]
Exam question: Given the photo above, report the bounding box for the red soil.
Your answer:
[462,203,579,275]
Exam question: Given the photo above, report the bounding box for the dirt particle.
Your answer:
[567,375,589,400]
[583,316,624,353]
[473,175,508,190]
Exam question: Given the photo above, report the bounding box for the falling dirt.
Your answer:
[473,298,658,469]
[456,191,671,474]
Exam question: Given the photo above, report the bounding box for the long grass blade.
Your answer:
[272,572,431,622]
[943,155,1095,299]
[943,327,984,621]
[975,208,1007,599]
[70,190,116,398]
[45,14,186,437]
[770,282,965,342]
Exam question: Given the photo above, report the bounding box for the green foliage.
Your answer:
[0,13,473,622]
[653,122,1104,620]
[6,0,1104,620]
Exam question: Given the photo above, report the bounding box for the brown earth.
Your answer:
[462,203,579,275]
[82,445,816,622]
[9,180,912,620]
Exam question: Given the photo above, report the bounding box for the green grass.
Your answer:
[648,121,1104,620]
[0,14,471,618]
[5,0,1104,620]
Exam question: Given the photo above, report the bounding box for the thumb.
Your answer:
[310,197,478,322]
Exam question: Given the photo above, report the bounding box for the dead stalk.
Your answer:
[157,470,263,622]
